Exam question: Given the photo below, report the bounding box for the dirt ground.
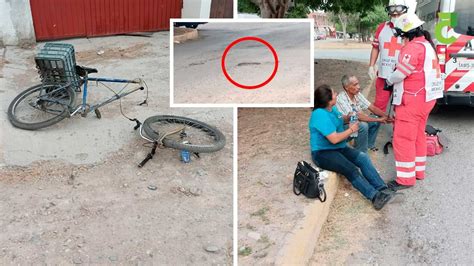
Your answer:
[314,59,372,93]
[237,107,313,264]
[237,59,376,264]
[0,33,233,264]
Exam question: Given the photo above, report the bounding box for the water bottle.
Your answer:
[349,104,358,138]
[180,141,191,163]
[180,149,190,163]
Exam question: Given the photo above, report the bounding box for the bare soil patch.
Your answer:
[314,59,371,92]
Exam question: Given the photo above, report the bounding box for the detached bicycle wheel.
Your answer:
[142,115,226,153]
[8,83,76,130]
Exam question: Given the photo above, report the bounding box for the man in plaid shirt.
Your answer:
[336,75,393,153]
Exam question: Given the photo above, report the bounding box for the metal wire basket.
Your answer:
[35,43,81,89]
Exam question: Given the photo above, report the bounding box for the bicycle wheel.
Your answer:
[8,83,76,130]
[142,115,226,153]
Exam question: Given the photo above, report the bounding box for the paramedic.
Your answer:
[368,0,411,112]
[386,13,443,190]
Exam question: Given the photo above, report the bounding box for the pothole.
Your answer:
[237,62,261,67]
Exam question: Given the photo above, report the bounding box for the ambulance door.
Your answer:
[442,0,474,99]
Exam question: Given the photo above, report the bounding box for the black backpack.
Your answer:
[293,161,327,202]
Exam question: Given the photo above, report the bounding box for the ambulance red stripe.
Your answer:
[444,70,468,90]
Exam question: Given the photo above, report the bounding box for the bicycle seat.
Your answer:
[75,65,98,76]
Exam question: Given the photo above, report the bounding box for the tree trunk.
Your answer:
[358,18,362,43]
[338,13,348,45]
[252,0,289,18]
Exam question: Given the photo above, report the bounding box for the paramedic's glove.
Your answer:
[368,66,377,80]
[384,79,394,92]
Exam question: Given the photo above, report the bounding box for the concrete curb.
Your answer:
[275,172,340,265]
[173,28,198,43]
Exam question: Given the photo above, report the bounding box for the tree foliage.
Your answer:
[247,0,390,25]
[238,0,260,14]
[360,4,388,32]
[285,3,311,18]
[330,13,358,33]
[299,0,387,16]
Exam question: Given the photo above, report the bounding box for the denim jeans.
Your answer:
[350,119,381,153]
[311,146,387,200]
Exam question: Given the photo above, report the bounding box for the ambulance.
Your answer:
[417,0,474,107]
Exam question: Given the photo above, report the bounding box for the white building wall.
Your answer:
[0,0,35,46]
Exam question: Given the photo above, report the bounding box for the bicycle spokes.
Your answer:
[9,84,75,127]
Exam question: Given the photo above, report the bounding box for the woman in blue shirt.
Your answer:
[309,85,395,210]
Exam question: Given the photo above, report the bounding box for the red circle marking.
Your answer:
[221,36,279,90]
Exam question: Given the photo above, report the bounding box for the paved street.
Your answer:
[314,49,371,62]
[173,22,311,104]
[314,39,371,62]
[362,105,474,264]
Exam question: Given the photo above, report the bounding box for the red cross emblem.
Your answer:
[402,54,411,63]
[432,59,441,78]
[384,36,402,57]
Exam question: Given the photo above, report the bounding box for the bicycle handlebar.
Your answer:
[137,141,158,168]
[138,153,153,168]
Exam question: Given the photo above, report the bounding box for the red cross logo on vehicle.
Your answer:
[432,59,441,78]
[384,36,402,57]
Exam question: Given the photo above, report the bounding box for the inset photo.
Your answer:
[171,19,313,105]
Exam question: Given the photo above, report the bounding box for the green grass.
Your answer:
[239,246,252,256]
[250,207,269,217]
[250,207,270,223]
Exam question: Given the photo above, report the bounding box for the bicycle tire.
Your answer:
[142,115,226,153]
[8,83,76,130]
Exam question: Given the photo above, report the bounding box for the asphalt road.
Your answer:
[173,22,312,104]
[314,47,371,62]
[345,105,474,264]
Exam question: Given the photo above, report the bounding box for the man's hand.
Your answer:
[342,114,349,124]
[349,121,359,133]
[368,65,377,80]
[377,116,388,124]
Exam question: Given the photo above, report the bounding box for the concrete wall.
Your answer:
[0,0,35,46]
[182,0,212,18]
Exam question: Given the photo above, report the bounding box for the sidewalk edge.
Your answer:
[275,172,340,265]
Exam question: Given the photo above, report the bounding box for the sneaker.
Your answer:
[387,180,413,191]
[372,190,395,210]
